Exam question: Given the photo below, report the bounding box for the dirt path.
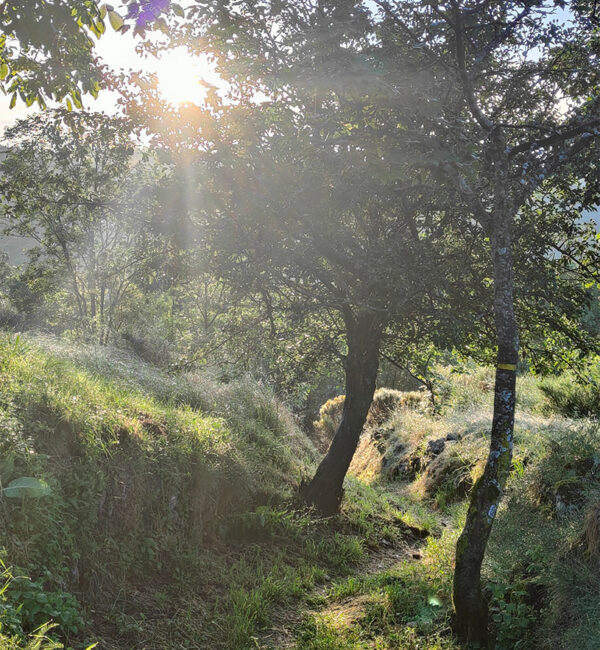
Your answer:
[256,528,427,649]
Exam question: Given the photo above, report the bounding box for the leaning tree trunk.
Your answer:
[300,309,384,516]
[453,216,519,646]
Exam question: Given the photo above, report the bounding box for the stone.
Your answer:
[426,438,446,456]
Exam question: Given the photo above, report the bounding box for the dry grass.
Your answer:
[312,389,429,454]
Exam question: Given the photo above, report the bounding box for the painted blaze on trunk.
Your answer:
[453,223,519,645]
[300,310,384,516]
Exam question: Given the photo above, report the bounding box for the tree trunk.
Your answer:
[453,217,519,646]
[300,309,384,516]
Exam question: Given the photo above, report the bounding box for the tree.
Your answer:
[364,1,600,642]
[0,109,165,343]
[160,97,486,515]
[142,1,600,531]
[0,0,107,108]
[0,0,183,110]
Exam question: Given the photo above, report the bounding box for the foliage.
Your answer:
[0,110,166,344]
[0,1,105,109]
[0,562,83,641]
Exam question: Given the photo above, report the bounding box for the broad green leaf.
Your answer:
[2,477,52,499]
[0,63,8,80]
[108,10,124,31]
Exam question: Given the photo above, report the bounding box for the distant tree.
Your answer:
[0,110,165,343]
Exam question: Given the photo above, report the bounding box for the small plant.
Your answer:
[0,563,83,640]
[0,333,30,373]
[0,623,63,650]
[490,582,537,649]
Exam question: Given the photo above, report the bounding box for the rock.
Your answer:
[423,453,473,501]
[426,438,446,456]
[446,433,459,441]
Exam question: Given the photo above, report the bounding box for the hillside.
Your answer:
[0,332,320,648]
[2,334,600,649]
[296,367,600,649]
[0,334,421,649]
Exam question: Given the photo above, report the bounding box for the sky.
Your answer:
[0,26,218,132]
[0,3,576,133]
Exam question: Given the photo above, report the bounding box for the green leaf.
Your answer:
[0,454,14,483]
[2,477,52,499]
[108,10,124,31]
[66,98,73,111]
[0,63,8,80]
[9,92,16,109]
[172,3,185,17]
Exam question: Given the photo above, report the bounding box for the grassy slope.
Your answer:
[2,335,599,650]
[0,334,422,650]
[291,366,600,649]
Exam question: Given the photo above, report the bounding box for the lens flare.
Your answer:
[155,47,218,106]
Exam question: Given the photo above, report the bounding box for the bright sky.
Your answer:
[0,27,221,133]
[0,3,575,135]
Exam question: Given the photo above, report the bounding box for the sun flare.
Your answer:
[155,47,218,106]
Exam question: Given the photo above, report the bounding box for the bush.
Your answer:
[0,566,83,640]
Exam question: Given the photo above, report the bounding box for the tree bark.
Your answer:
[453,216,519,646]
[300,309,384,516]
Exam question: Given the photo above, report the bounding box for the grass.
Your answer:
[290,519,464,650]
[3,333,600,649]
[0,332,423,649]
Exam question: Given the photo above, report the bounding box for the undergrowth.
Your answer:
[3,333,600,649]
[0,333,417,649]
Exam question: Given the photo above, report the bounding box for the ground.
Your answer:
[2,336,600,649]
